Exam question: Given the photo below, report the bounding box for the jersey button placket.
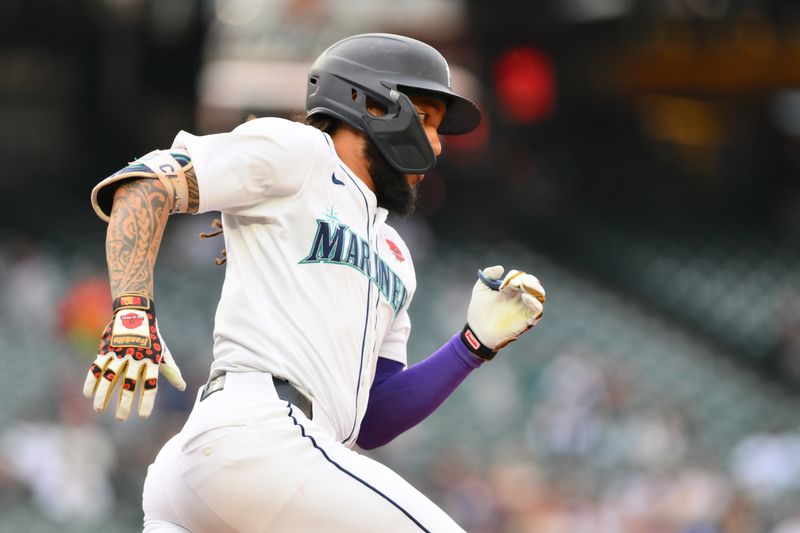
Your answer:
[363,214,380,394]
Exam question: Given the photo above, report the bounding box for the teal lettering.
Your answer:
[375,255,392,300]
[389,272,407,312]
[300,219,409,314]
[301,220,346,263]
[360,240,371,278]
[343,232,361,270]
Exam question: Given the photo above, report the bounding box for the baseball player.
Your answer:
[82,33,545,532]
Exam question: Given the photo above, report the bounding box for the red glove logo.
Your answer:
[120,312,145,329]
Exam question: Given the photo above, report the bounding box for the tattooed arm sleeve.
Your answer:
[104,168,198,298]
[107,179,171,298]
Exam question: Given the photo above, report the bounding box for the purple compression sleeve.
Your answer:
[356,333,484,449]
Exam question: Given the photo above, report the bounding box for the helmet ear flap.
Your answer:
[362,91,435,174]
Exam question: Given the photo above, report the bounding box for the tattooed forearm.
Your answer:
[186,168,199,214]
[106,179,170,299]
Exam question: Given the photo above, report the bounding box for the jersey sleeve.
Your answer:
[171,118,328,215]
[378,307,410,366]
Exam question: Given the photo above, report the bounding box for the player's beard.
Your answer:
[364,140,418,217]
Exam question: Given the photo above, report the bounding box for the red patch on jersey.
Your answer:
[385,239,405,262]
[120,312,145,329]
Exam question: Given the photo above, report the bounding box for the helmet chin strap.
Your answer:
[362,91,436,174]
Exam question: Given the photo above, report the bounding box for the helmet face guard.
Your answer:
[306,33,481,174]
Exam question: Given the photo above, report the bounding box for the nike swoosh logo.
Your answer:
[331,173,345,186]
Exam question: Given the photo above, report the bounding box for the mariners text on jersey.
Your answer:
[300,219,409,313]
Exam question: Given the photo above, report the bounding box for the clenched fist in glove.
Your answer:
[461,265,546,360]
[83,294,186,420]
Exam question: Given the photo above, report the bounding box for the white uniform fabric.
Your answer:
[143,373,464,532]
[141,118,465,531]
[175,117,416,445]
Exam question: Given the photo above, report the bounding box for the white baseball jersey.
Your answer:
[171,117,416,446]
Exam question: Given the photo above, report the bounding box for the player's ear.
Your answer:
[365,95,387,118]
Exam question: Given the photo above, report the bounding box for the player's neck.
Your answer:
[330,127,375,192]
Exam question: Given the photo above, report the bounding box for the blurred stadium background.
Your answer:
[2,0,800,531]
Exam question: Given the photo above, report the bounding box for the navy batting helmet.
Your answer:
[306,33,481,174]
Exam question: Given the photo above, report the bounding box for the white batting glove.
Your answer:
[82,294,186,420]
[460,265,545,360]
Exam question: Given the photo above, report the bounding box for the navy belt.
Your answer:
[200,373,313,420]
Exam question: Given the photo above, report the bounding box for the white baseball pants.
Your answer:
[142,372,465,532]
